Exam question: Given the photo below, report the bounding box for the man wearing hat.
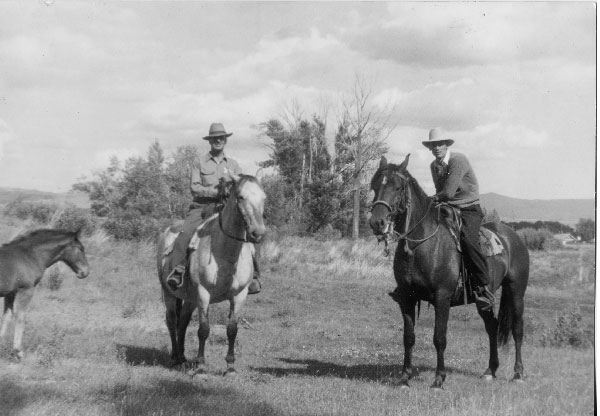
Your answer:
[166,123,262,294]
[422,127,495,310]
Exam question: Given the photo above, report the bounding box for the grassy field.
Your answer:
[0,222,595,416]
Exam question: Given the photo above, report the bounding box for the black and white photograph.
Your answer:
[0,2,595,415]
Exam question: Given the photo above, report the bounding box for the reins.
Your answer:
[218,210,249,243]
[372,173,440,256]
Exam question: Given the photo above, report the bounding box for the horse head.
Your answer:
[369,154,411,237]
[225,173,267,244]
[59,228,90,279]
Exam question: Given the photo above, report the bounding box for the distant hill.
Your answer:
[0,187,90,209]
[480,192,595,226]
[0,187,593,225]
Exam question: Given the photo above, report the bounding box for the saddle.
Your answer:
[161,214,218,270]
[438,204,505,305]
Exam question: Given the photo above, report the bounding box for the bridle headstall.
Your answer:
[372,172,440,256]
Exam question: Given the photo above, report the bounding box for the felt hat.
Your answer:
[422,128,454,148]
[203,123,233,140]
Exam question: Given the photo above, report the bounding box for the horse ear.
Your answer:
[254,168,264,185]
[399,153,410,170]
[229,173,241,183]
[75,227,83,240]
[379,156,388,169]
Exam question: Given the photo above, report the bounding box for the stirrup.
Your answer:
[166,265,185,289]
[388,288,402,303]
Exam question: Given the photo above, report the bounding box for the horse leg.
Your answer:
[176,301,196,367]
[224,300,238,376]
[0,293,16,339]
[397,297,418,388]
[431,295,451,389]
[195,303,210,373]
[163,291,184,366]
[13,288,34,360]
[477,306,499,380]
[511,291,526,382]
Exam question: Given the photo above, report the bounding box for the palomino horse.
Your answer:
[369,155,529,389]
[0,228,90,360]
[157,173,266,375]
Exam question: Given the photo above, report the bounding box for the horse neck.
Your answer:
[22,236,71,269]
[404,179,436,232]
[216,194,246,256]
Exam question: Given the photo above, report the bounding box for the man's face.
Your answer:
[430,142,448,161]
[209,136,227,152]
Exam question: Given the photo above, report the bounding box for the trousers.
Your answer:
[170,204,214,271]
[459,204,490,287]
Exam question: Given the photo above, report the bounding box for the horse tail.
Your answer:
[497,286,513,347]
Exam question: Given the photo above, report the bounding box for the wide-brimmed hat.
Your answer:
[203,123,233,140]
[422,128,454,148]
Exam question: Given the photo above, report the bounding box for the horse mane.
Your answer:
[373,163,429,201]
[217,174,259,200]
[6,229,75,247]
[402,169,429,201]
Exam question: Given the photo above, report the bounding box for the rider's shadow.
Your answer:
[252,358,481,383]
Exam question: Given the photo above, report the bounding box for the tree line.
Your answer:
[56,78,394,240]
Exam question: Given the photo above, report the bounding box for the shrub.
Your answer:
[46,267,63,291]
[539,305,593,348]
[54,206,97,236]
[517,227,558,251]
[4,199,58,223]
[102,210,160,241]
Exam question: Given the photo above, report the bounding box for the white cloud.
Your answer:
[0,119,17,160]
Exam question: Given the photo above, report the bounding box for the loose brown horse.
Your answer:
[0,228,90,360]
[157,173,266,375]
[369,155,529,389]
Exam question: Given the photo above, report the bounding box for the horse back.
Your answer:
[483,222,530,290]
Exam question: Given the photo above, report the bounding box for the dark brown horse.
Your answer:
[0,228,90,360]
[369,155,529,389]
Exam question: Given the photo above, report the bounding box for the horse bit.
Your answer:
[371,172,440,256]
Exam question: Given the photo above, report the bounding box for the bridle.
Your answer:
[372,170,440,256]
[218,180,262,243]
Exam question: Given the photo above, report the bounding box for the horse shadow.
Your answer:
[252,358,481,383]
[116,344,172,368]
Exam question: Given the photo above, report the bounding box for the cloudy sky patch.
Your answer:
[0,1,594,199]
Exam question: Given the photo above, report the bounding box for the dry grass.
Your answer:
[0,227,595,416]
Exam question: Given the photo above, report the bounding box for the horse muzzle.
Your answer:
[246,225,266,244]
[76,266,90,279]
[369,216,392,236]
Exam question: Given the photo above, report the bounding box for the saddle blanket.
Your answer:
[162,214,218,258]
[479,227,504,257]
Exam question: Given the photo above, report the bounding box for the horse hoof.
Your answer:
[223,368,237,377]
[430,384,444,391]
[511,374,525,383]
[481,374,496,382]
[399,384,410,390]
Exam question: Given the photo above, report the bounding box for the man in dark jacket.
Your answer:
[423,127,495,310]
[165,123,262,294]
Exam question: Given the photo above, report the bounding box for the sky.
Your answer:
[0,1,595,200]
